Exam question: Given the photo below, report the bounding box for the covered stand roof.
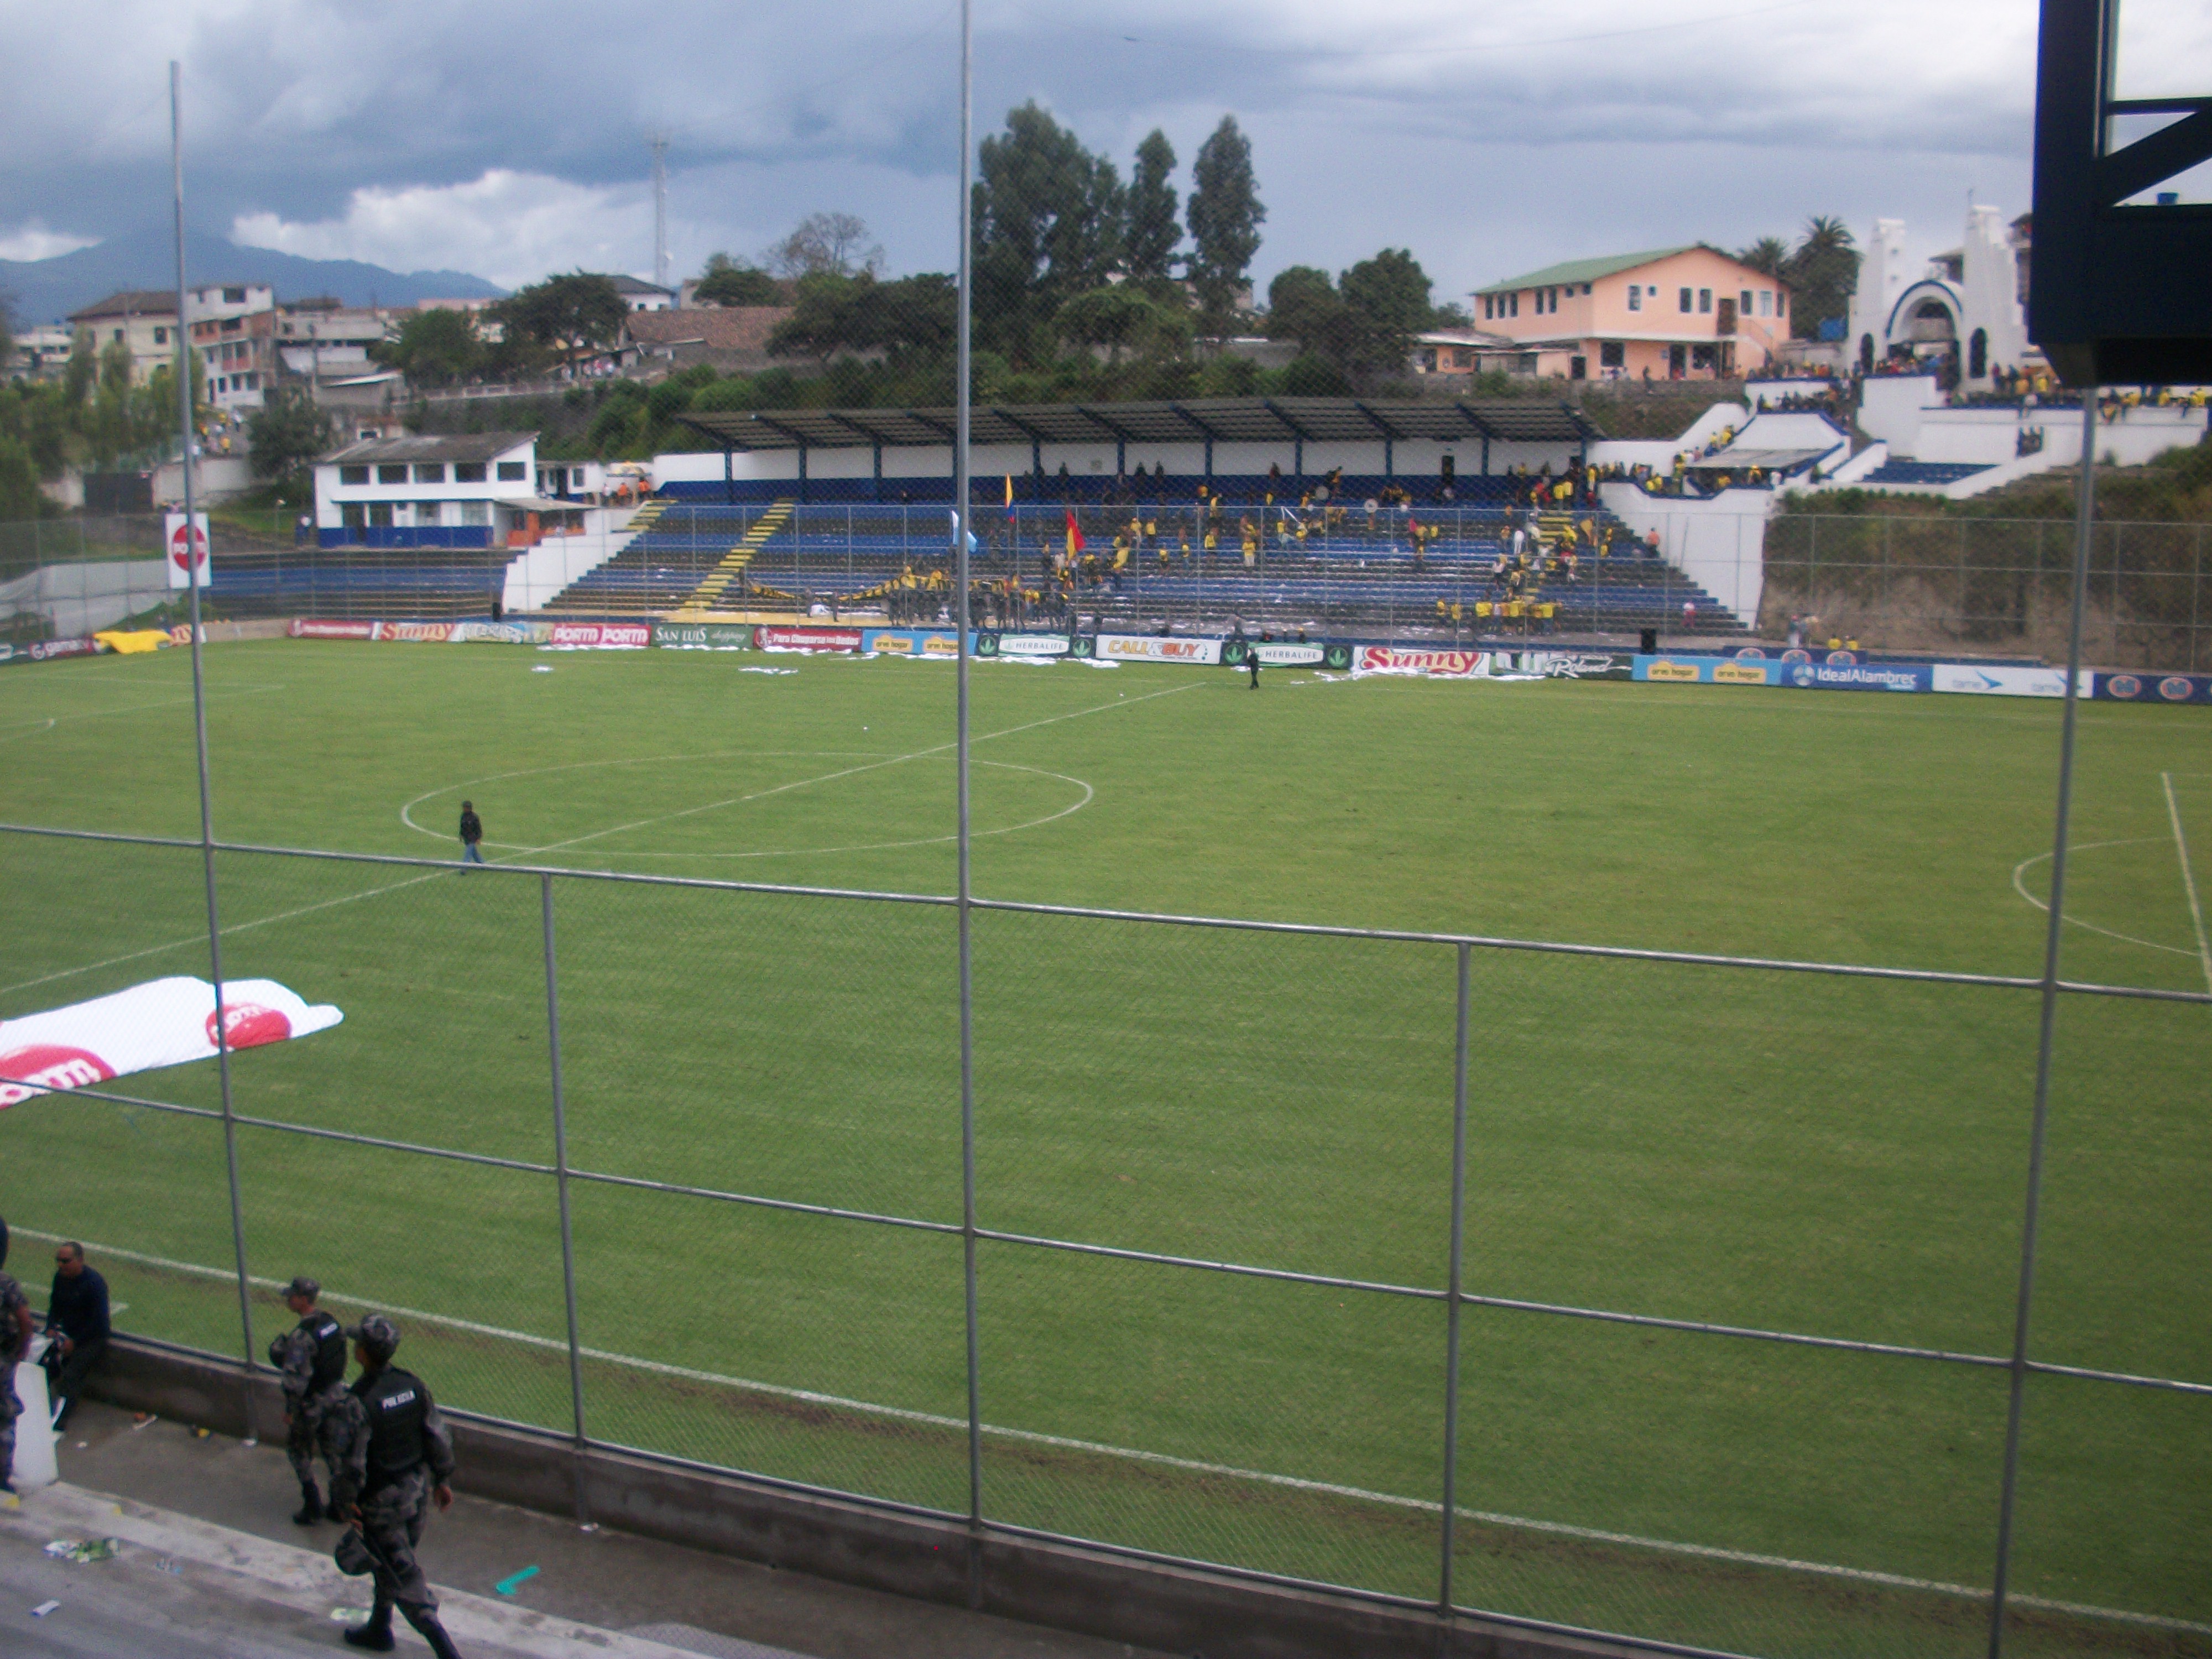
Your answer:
[677,396,1603,453]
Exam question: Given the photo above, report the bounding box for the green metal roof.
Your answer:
[1475,246,1696,296]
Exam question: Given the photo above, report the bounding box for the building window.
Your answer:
[461,500,491,526]
[223,287,246,304]
[1698,289,1712,314]
[1740,290,1753,315]
[377,464,409,484]
[1778,291,1788,316]
[368,502,393,527]
[414,463,447,483]
[455,461,487,483]
[221,318,241,333]
[1691,343,1716,371]
[1583,284,1593,296]
[1627,285,1641,312]
[153,327,168,345]
[1678,288,1692,313]
[1509,293,1519,317]
[1600,341,1625,368]
[340,465,369,485]
[341,502,365,529]
[497,461,526,482]
[1759,290,1772,316]
[113,329,125,342]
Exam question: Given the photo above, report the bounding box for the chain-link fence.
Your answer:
[1,818,2206,1658]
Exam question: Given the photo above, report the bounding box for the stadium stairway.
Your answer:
[671,501,795,613]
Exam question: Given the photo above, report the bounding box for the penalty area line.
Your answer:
[14,1227,2204,1637]
[2159,771,2212,994]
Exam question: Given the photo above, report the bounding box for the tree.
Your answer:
[972,103,1126,360]
[695,255,786,307]
[0,291,15,377]
[247,383,336,486]
[1266,249,1437,388]
[492,273,628,372]
[767,271,957,362]
[1786,216,1859,341]
[765,213,884,280]
[1055,285,1190,364]
[1125,130,1181,283]
[372,307,483,387]
[1186,116,1264,334]
[1736,236,1790,279]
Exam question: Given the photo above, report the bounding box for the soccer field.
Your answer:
[2,640,2208,1658]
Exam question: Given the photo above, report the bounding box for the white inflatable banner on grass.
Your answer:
[0,977,343,1109]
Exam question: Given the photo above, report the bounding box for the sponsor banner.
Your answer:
[755,625,862,653]
[1098,634,1224,665]
[168,625,198,645]
[1511,650,1636,681]
[0,975,343,1110]
[1321,641,1355,671]
[0,636,106,667]
[448,621,528,645]
[862,629,964,656]
[998,633,1072,657]
[549,622,651,649]
[379,621,455,644]
[288,618,378,640]
[2094,671,2212,705]
[1932,664,2092,698]
[1782,660,1931,692]
[1254,642,1325,667]
[163,512,211,590]
[1634,655,1782,686]
[656,622,753,650]
[1355,646,1492,679]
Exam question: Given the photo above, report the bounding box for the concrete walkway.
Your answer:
[2,1404,1166,1659]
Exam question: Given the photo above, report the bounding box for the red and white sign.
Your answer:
[289,618,377,640]
[547,622,650,649]
[1099,634,1222,665]
[0,977,343,1110]
[164,513,212,590]
[757,626,863,653]
[1354,646,1491,679]
[379,622,455,643]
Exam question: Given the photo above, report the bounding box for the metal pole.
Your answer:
[954,0,984,1587]
[541,873,592,1526]
[1985,392,2099,1659]
[172,60,256,1411]
[1437,943,1472,1631]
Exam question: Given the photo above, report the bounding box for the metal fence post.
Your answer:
[1986,392,2100,1659]
[1437,942,1472,1637]
[540,872,592,1526]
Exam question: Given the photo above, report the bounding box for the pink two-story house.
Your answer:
[1470,246,1792,380]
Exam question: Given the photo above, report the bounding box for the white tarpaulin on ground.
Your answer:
[0,977,343,1108]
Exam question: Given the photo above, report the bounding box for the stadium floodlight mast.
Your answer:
[1989,5,2212,1655]
[169,59,259,1422]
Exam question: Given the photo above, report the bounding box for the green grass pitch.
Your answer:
[1,639,2207,1659]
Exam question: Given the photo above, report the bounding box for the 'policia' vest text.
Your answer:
[355,1366,430,1494]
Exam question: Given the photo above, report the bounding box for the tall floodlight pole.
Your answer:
[953,0,982,1582]
[171,59,255,1404]
[650,134,670,293]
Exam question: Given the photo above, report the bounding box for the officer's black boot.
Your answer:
[293,1481,324,1525]
[403,1609,463,1659]
[342,1596,394,1651]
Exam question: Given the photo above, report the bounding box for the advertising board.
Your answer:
[1354,646,1492,679]
[862,629,964,656]
[1509,650,1636,681]
[2093,671,2212,705]
[1253,643,1326,666]
[0,637,106,666]
[757,625,862,653]
[1098,635,1223,665]
[289,618,378,640]
[379,622,455,644]
[547,622,650,648]
[1931,664,2091,698]
[448,621,528,645]
[1633,655,1781,685]
[655,623,753,650]
[1781,660,1931,692]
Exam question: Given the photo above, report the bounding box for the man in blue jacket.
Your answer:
[44,1241,108,1431]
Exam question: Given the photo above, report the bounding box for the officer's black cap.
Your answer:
[283,1276,319,1300]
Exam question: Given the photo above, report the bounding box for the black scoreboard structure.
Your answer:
[2031,0,2212,386]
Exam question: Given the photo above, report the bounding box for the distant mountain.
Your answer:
[0,224,503,326]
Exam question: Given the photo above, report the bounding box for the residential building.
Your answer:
[185,282,278,410]
[12,322,77,379]
[1844,206,2037,387]
[606,275,676,312]
[623,306,795,372]
[276,299,396,380]
[66,291,181,384]
[1411,330,1514,377]
[1472,247,1793,380]
[312,431,570,549]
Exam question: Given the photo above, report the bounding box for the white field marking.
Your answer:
[2159,772,2212,994]
[0,682,288,744]
[467,679,1198,864]
[401,753,1091,860]
[13,1229,2203,1639]
[2010,840,2200,959]
[0,718,59,744]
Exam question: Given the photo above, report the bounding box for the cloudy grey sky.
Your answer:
[0,0,2203,296]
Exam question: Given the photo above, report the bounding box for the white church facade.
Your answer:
[1845,206,2035,390]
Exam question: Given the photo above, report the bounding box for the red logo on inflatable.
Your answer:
[207,1002,294,1050]
[0,1044,117,1109]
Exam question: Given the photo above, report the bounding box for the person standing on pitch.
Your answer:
[456,801,484,868]
[0,1218,33,1493]
[270,1276,349,1525]
[1246,645,1261,690]
[327,1316,463,1657]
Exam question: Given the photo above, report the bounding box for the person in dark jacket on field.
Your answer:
[457,802,484,868]
[43,1241,108,1430]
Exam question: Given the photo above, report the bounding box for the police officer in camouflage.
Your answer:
[269,1276,349,1524]
[326,1315,464,1657]
[0,1217,34,1493]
